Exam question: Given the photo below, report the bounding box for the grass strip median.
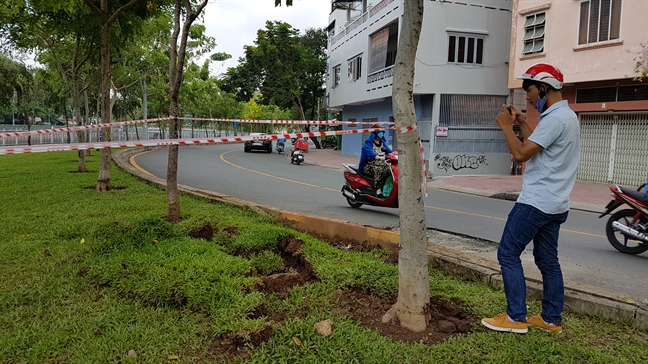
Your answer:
[1,151,646,363]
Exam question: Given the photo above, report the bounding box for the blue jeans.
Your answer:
[497,203,569,324]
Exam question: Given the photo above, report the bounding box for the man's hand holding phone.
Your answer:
[496,105,516,130]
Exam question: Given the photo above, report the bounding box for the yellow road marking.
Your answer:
[220,150,320,188]
[129,151,154,176]
[425,205,506,221]
[424,205,606,238]
[134,147,605,240]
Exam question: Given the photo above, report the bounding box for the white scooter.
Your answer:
[290,149,305,165]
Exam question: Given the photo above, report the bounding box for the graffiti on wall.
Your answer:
[434,154,488,172]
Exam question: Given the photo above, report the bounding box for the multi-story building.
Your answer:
[509,0,648,185]
[326,0,515,176]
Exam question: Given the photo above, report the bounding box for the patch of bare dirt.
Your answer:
[223,226,238,237]
[187,223,239,243]
[206,288,476,361]
[194,231,476,361]
[253,235,318,298]
[207,326,274,361]
[335,289,476,344]
[326,237,399,264]
[189,222,215,241]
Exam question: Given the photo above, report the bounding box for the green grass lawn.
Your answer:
[1,151,646,363]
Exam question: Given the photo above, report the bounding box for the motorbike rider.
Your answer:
[276,137,286,152]
[358,124,393,196]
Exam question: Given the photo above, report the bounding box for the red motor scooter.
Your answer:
[341,152,398,208]
[598,183,648,255]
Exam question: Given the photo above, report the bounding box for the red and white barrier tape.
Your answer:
[391,122,428,196]
[0,128,382,155]
[183,117,395,126]
[419,137,428,197]
[1,119,429,196]
[0,117,395,139]
[0,117,172,139]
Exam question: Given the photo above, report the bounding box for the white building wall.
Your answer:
[328,0,402,108]
[327,0,513,109]
[415,0,512,96]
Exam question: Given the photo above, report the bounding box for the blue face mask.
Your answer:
[536,96,547,113]
[536,86,547,112]
[377,132,384,139]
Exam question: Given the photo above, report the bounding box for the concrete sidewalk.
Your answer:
[113,147,647,330]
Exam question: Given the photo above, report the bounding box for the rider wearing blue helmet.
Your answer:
[359,124,393,196]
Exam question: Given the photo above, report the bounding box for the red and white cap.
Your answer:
[516,63,564,90]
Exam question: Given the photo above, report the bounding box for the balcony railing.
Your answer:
[367,65,394,84]
[369,0,394,17]
[330,0,397,46]
[346,12,368,34]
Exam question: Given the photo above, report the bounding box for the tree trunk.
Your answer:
[381,0,429,333]
[97,20,113,191]
[84,88,91,156]
[165,0,208,222]
[74,76,86,172]
[166,0,183,223]
[64,100,71,144]
[84,0,139,191]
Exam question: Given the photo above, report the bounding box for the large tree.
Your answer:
[221,21,327,146]
[166,0,209,222]
[0,0,99,171]
[380,0,430,332]
[0,55,31,114]
[84,0,163,190]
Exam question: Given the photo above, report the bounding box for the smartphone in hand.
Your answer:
[507,106,513,115]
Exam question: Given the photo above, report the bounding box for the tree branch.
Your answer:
[82,0,107,22]
[108,0,140,25]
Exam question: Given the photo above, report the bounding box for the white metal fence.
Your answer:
[578,113,648,185]
[0,125,245,147]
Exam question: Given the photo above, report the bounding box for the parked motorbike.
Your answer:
[598,183,648,255]
[341,152,398,208]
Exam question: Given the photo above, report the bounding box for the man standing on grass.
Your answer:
[481,63,580,334]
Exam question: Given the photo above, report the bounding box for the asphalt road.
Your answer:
[132,144,648,304]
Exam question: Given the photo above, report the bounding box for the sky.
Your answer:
[202,0,332,77]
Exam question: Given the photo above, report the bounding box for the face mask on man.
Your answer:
[536,86,547,112]
[377,132,384,139]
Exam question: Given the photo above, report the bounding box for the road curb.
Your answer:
[113,148,647,330]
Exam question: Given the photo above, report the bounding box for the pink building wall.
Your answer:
[508,0,648,128]
[509,0,648,89]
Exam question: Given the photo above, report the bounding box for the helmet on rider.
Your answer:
[516,63,564,91]
[370,124,385,139]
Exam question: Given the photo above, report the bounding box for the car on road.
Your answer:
[244,133,272,153]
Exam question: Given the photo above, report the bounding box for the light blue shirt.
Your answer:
[517,100,580,214]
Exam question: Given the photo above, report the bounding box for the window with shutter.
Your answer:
[332,65,341,88]
[447,34,484,65]
[347,54,363,82]
[522,12,545,55]
[578,0,622,45]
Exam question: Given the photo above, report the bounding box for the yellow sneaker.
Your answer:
[527,315,563,333]
[481,312,528,334]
